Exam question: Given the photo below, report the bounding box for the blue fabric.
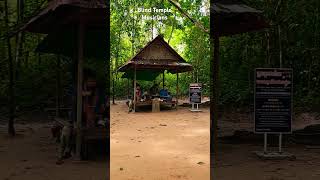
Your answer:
[160,89,172,101]
[159,89,168,97]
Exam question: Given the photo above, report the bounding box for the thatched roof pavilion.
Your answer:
[210,0,270,166]
[118,35,192,74]
[17,0,109,161]
[118,35,193,112]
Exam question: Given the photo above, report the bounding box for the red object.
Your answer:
[136,89,141,97]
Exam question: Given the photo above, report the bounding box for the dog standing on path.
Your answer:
[56,121,74,165]
[126,99,133,113]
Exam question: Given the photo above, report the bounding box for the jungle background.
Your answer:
[0,0,319,135]
[110,0,210,101]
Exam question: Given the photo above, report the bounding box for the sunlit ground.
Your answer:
[110,100,210,180]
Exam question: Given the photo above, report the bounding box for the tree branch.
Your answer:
[167,0,209,34]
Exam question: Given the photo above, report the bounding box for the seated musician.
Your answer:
[159,86,172,101]
[149,83,159,97]
[136,83,142,102]
[141,91,151,101]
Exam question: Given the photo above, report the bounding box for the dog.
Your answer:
[126,99,133,113]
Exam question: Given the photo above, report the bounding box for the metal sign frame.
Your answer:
[254,68,293,134]
[254,68,293,154]
[189,83,202,111]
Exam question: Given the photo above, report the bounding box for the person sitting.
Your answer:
[159,86,172,101]
[136,83,142,102]
[150,83,159,96]
[142,91,150,101]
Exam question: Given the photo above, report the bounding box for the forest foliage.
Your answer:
[0,0,319,119]
[110,0,210,99]
[219,0,320,109]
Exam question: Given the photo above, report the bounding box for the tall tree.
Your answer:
[4,0,16,136]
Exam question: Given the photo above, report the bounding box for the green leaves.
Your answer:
[111,0,210,98]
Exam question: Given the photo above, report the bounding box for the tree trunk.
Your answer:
[265,31,271,66]
[15,33,22,80]
[307,57,313,97]
[278,25,282,68]
[5,0,16,136]
[56,56,61,117]
[113,31,121,105]
[112,71,115,104]
[15,0,24,82]
[24,51,29,68]
[197,53,199,83]
[37,35,41,65]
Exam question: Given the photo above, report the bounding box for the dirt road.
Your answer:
[214,111,320,180]
[0,123,107,180]
[110,101,210,180]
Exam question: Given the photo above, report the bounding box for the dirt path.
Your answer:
[110,101,210,180]
[214,111,320,180]
[0,123,107,180]
[2,104,317,180]
[213,143,320,180]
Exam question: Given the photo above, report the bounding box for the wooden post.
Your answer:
[127,79,129,99]
[133,63,137,112]
[212,23,220,161]
[75,23,84,160]
[163,71,165,89]
[56,56,61,117]
[72,51,78,125]
[176,72,179,109]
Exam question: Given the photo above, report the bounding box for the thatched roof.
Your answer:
[212,0,269,36]
[21,0,108,33]
[118,35,193,74]
[35,28,107,58]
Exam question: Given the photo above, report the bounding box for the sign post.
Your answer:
[254,68,295,159]
[189,83,202,112]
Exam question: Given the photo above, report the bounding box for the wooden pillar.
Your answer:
[72,53,77,125]
[112,70,115,104]
[162,71,165,89]
[212,23,220,161]
[127,79,129,99]
[56,56,61,117]
[176,72,179,109]
[75,23,84,160]
[133,63,137,112]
